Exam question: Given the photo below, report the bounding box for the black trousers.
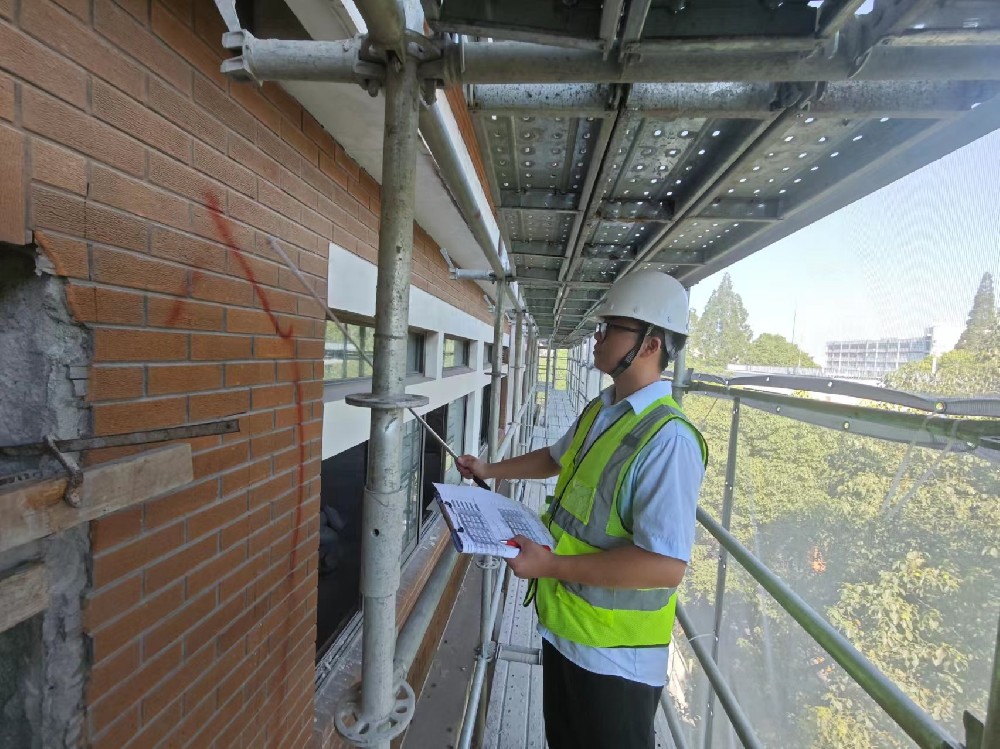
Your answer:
[542,640,663,749]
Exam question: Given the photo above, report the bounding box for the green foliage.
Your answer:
[748,332,819,368]
[675,271,998,748]
[956,272,997,352]
[688,273,753,371]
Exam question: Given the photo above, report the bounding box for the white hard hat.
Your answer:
[591,270,690,335]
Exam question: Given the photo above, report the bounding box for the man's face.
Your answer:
[593,317,647,374]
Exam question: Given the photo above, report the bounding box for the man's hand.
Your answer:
[456,454,490,481]
[506,535,556,579]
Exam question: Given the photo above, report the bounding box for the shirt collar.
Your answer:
[600,380,673,414]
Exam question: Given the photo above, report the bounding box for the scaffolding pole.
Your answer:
[703,398,741,749]
[337,49,424,749]
[511,310,524,458]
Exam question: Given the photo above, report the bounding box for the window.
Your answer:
[400,419,423,558]
[443,336,470,369]
[407,332,425,375]
[325,323,425,381]
[443,396,467,482]
[324,322,374,381]
[484,343,494,368]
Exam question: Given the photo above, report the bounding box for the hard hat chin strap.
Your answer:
[609,323,652,378]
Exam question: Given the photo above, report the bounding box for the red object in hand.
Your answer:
[504,539,520,548]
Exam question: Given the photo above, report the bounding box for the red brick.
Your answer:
[335,143,361,180]
[93,80,190,161]
[64,284,96,322]
[186,541,246,599]
[114,0,149,24]
[91,574,183,657]
[250,429,295,460]
[93,396,187,435]
[151,1,226,89]
[193,74,254,141]
[302,110,335,155]
[129,698,182,749]
[191,273,253,307]
[89,365,145,401]
[190,389,249,420]
[192,0,226,49]
[227,135,280,186]
[230,82,281,133]
[189,200,255,250]
[187,493,247,542]
[91,506,143,553]
[93,523,184,592]
[144,478,217,529]
[22,88,145,176]
[219,513,251,550]
[193,140,256,197]
[234,250,280,288]
[22,0,145,100]
[84,573,142,632]
[0,0,11,18]
[34,229,88,278]
[257,180,302,224]
[90,165,191,229]
[183,605,245,687]
[220,459,269,498]
[250,384,294,410]
[319,151,350,189]
[92,246,189,295]
[280,117,318,164]
[94,328,187,362]
[144,587,216,658]
[301,159,336,199]
[92,642,183,735]
[147,363,222,395]
[30,187,85,238]
[261,82,302,125]
[253,336,295,360]
[158,0,193,24]
[226,308,276,335]
[148,75,227,151]
[87,641,141,704]
[148,150,220,207]
[257,124,301,174]
[0,24,88,109]
[192,440,248,479]
[224,361,275,387]
[31,138,87,195]
[148,296,224,330]
[145,535,217,593]
[95,0,191,94]
[91,705,139,749]
[149,226,226,273]
[0,74,12,121]
[191,332,252,361]
[85,203,149,253]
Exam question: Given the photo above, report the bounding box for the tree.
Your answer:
[688,273,753,370]
[748,332,818,368]
[955,272,997,352]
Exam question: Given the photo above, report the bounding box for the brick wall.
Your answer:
[0,0,493,746]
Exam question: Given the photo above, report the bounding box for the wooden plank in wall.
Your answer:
[0,123,26,245]
[0,444,193,554]
[0,564,47,634]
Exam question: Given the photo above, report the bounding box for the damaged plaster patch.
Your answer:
[0,248,92,746]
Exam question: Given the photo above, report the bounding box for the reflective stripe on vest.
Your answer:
[535,393,708,648]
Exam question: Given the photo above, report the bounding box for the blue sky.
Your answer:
[688,128,1000,365]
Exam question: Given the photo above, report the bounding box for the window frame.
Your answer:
[443,335,471,370]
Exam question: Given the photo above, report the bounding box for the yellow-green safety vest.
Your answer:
[534,393,708,648]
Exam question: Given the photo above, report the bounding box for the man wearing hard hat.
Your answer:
[458,270,708,749]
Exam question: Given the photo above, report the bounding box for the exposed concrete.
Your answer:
[0,249,92,746]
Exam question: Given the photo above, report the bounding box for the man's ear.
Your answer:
[641,335,662,359]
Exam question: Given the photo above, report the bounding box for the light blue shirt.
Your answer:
[539,381,705,687]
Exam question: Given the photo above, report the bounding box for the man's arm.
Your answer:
[456,447,561,482]
[508,538,687,589]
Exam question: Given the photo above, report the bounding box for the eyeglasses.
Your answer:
[595,321,645,339]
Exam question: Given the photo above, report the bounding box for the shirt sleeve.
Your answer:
[627,422,706,563]
[548,420,578,465]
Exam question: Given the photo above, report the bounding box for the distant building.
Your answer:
[825,324,962,378]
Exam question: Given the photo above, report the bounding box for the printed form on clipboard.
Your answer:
[433,483,555,559]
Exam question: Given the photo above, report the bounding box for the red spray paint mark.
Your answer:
[202,193,307,572]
